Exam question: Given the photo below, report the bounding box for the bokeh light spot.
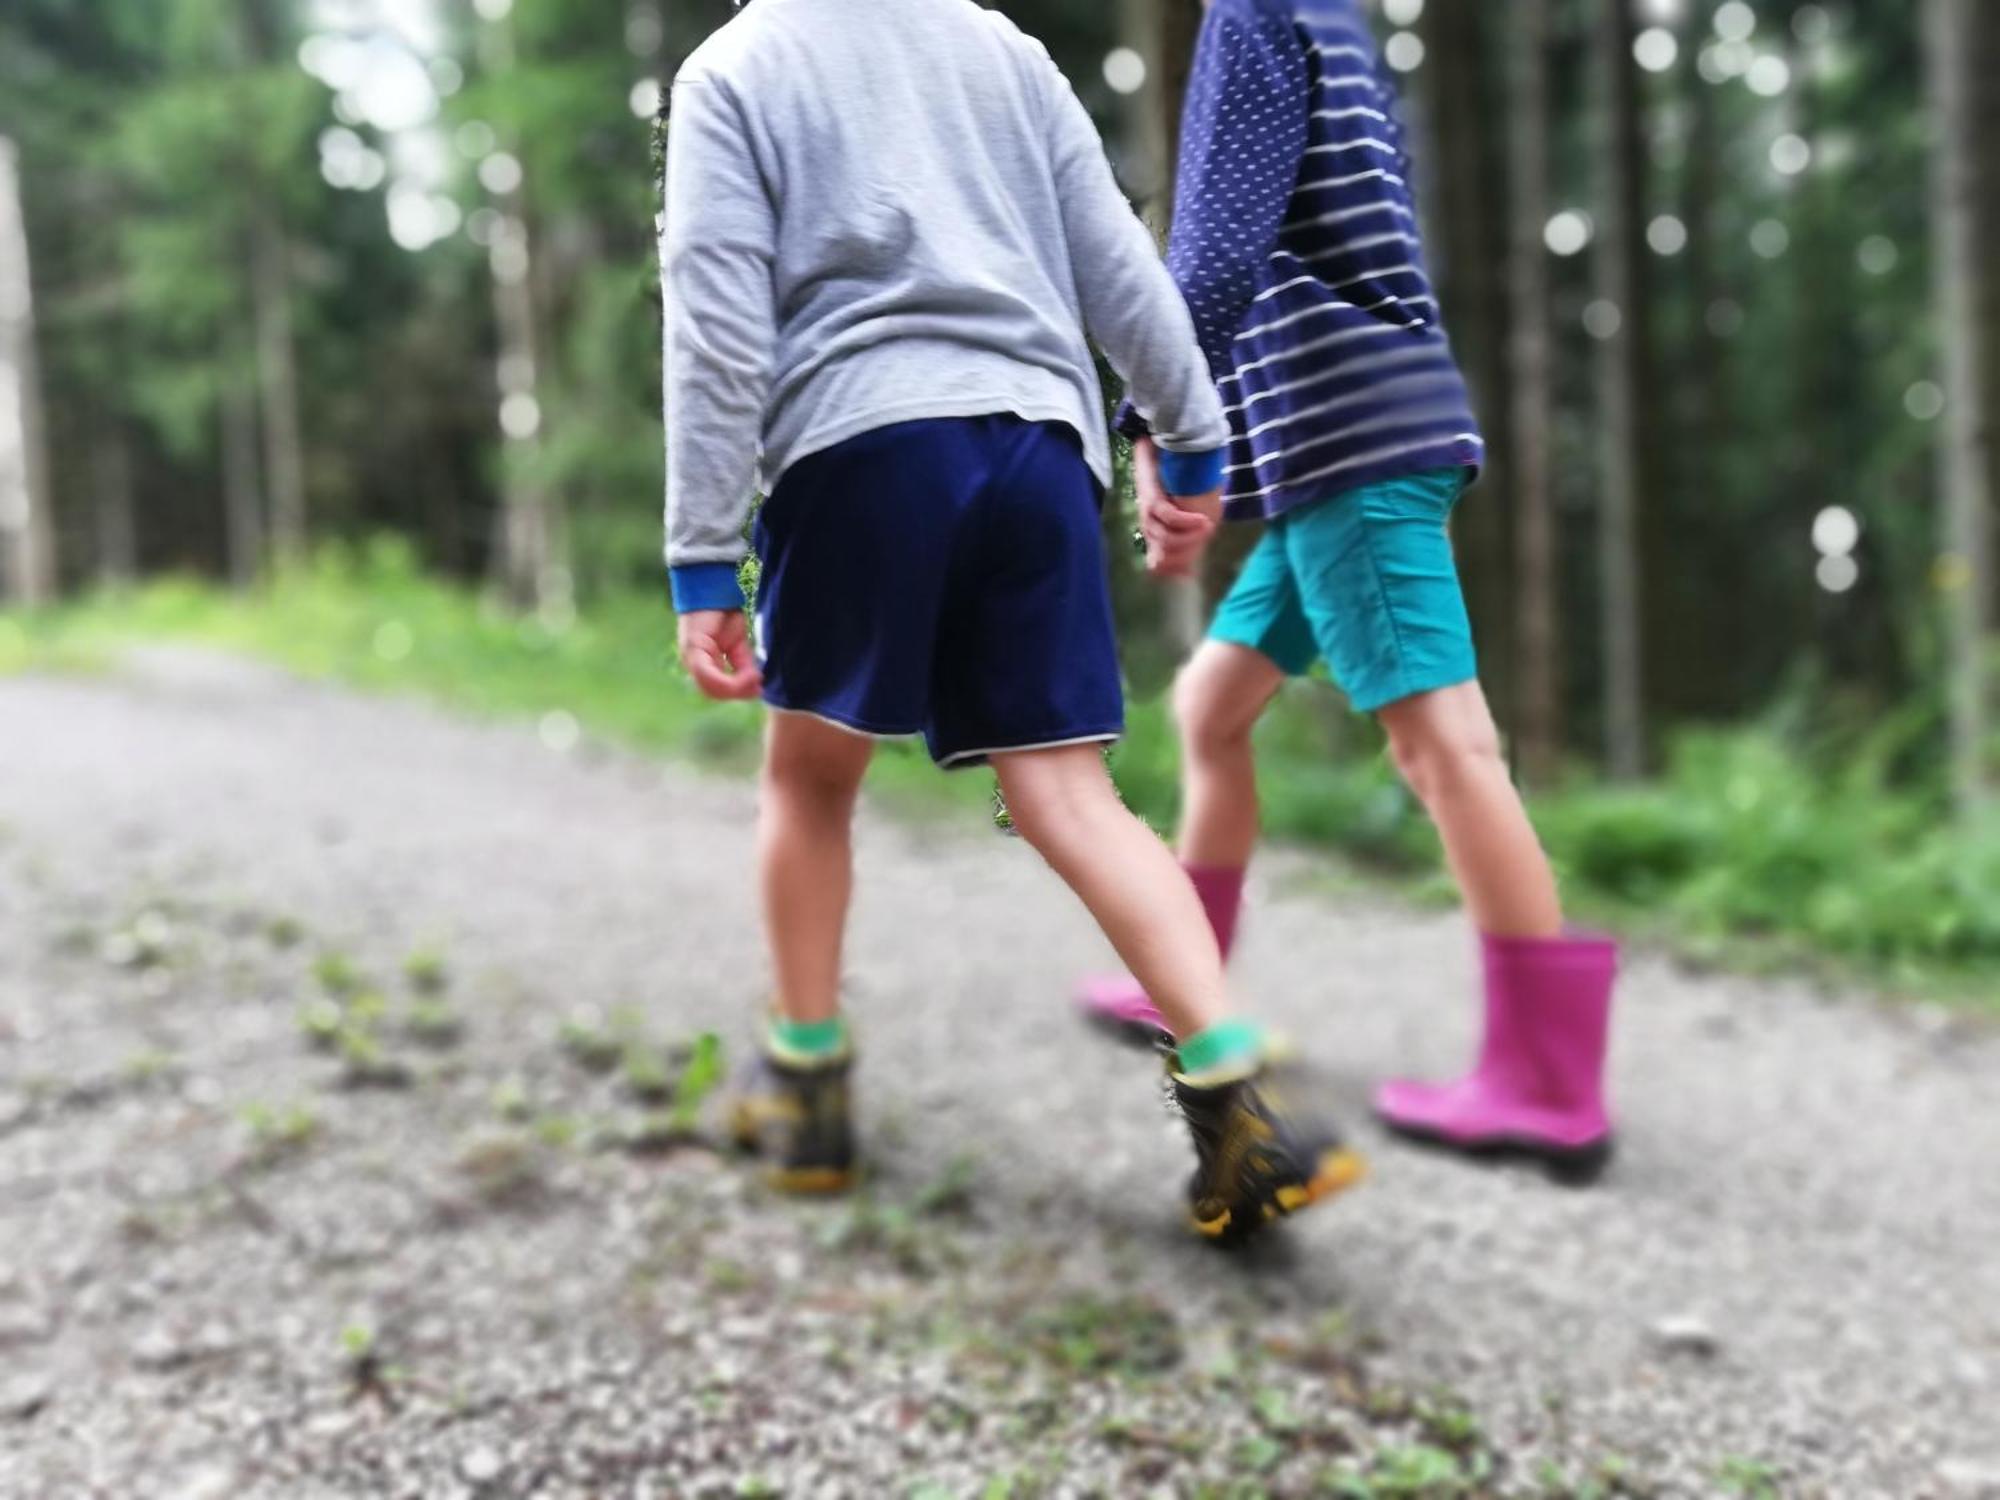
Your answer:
[1812,506,1859,558]
[1769,133,1811,175]
[1815,554,1859,594]
[1647,215,1688,256]
[1904,381,1945,422]
[1385,32,1426,73]
[1635,28,1679,74]
[1749,219,1790,259]
[1544,210,1592,257]
[1856,236,1898,276]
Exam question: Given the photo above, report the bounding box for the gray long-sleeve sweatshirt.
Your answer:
[662,0,1230,611]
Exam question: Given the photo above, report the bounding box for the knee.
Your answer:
[1000,776,1077,853]
[1173,660,1257,762]
[1386,710,1505,803]
[764,749,864,817]
[997,752,1108,853]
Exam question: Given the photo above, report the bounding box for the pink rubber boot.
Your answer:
[1075,866,1245,1047]
[1374,932,1618,1184]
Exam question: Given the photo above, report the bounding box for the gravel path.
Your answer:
[1,652,1996,1500]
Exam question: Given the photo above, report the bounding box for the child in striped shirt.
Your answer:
[1083,0,1620,1181]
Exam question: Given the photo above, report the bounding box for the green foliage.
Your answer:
[1320,1444,1483,1499]
[239,1100,320,1166]
[335,1024,414,1089]
[402,948,450,995]
[620,1043,675,1104]
[911,1153,980,1218]
[264,915,306,948]
[297,998,345,1050]
[1024,1293,1182,1377]
[1541,725,2000,974]
[1716,1457,1781,1500]
[671,1031,724,1133]
[311,950,365,999]
[402,999,465,1049]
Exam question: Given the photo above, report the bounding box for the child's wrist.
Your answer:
[669,562,747,614]
[1156,447,1225,498]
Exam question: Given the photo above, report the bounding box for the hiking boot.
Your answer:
[1174,1060,1364,1243]
[727,1046,857,1194]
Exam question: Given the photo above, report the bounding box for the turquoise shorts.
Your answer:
[1209,468,1476,714]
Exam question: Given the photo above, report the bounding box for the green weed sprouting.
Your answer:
[311,951,365,998]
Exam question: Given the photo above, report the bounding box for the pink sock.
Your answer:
[1185,865,1246,960]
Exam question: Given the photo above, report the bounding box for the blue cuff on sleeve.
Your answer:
[1157,447,1226,497]
[669,562,747,614]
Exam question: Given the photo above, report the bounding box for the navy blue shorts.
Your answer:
[753,415,1124,769]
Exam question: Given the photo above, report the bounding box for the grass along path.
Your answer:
[4,540,1998,1004]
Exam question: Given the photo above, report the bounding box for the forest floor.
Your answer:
[2,650,1997,1500]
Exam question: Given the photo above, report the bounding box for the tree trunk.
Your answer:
[1928,0,1995,815]
[93,419,137,586]
[234,0,308,569]
[0,137,57,606]
[1506,0,1560,786]
[251,208,308,567]
[1591,0,1650,778]
[219,355,265,591]
[479,9,567,612]
[1158,0,1203,189]
[1117,0,1171,216]
[1667,0,1722,716]
[1421,0,1514,719]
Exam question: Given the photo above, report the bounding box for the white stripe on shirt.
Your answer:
[1232,283,1434,345]
[1287,200,1417,233]
[1272,257,1433,296]
[1226,345,1451,419]
[1222,314,1441,388]
[1250,274,1324,308]
[1304,139,1400,159]
[1227,403,1476,477]
[1292,167,1409,195]
[1223,320,1418,385]
[1236,368,1462,444]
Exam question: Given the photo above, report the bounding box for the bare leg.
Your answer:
[1378,681,1563,939]
[1173,641,1286,870]
[995,743,1230,1039]
[760,711,875,1023]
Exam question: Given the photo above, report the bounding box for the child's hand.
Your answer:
[1134,438,1221,579]
[678,608,764,701]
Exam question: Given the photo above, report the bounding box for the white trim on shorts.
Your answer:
[934,730,1123,771]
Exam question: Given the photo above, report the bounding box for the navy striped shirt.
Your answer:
[1144,0,1484,521]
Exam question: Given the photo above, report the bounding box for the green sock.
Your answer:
[1175,1018,1264,1080]
[768,1014,849,1060]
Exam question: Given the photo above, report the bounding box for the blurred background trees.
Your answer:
[0,0,1995,811]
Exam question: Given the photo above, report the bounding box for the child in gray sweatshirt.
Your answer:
[663,0,1361,1238]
